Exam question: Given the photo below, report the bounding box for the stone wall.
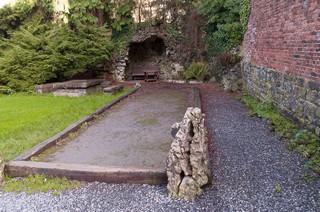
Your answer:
[243,0,320,136]
[244,64,320,136]
[113,26,185,81]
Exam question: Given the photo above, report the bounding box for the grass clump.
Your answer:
[241,95,297,138]
[290,130,320,173]
[2,174,82,195]
[241,94,320,174]
[274,186,282,192]
[0,90,131,162]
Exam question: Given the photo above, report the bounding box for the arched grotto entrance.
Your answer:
[126,36,166,80]
[112,27,185,81]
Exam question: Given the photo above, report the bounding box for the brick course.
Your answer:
[243,0,320,136]
[244,0,320,81]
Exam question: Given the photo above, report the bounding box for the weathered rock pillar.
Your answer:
[166,107,210,201]
[0,153,4,183]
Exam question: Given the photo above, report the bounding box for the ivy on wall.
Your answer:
[240,0,250,33]
[198,0,251,55]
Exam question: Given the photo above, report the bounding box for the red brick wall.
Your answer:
[244,0,320,82]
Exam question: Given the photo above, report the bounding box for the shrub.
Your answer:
[184,62,210,81]
[0,25,114,92]
[198,0,250,55]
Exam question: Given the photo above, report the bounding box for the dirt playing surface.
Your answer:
[39,89,191,169]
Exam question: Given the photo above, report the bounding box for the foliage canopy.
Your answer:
[0,25,113,92]
[0,0,116,92]
[0,0,251,91]
[198,0,250,55]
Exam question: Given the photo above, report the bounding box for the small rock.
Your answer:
[100,81,111,89]
[134,83,141,89]
[221,62,242,92]
[171,122,180,137]
[209,76,217,83]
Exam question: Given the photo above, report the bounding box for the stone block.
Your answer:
[302,101,316,123]
[308,80,320,91]
[53,89,88,97]
[35,82,63,93]
[306,90,320,106]
[293,85,307,100]
[53,85,101,97]
[295,102,304,118]
[103,84,124,95]
[283,79,293,93]
[60,79,104,89]
[100,81,111,89]
[296,77,305,87]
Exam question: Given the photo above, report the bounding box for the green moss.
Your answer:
[274,186,282,192]
[241,94,320,174]
[2,174,82,194]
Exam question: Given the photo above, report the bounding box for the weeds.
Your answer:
[274,186,282,192]
[2,174,82,195]
[241,94,320,174]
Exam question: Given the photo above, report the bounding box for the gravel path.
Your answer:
[0,83,319,211]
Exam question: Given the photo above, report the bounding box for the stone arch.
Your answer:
[128,36,166,65]
[113,26,185,81]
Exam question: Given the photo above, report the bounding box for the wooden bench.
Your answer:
[132,66,160,82]
[103,84,124,95]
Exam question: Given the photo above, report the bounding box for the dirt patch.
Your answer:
[38,88,193,170]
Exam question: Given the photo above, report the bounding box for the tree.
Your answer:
[198,0,250,55]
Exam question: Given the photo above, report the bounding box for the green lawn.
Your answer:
[0,90,131,162]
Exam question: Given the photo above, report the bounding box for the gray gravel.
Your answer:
[0,83,319,211]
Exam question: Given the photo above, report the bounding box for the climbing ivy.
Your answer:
[166,23,183,41]
[198,0,251,55]
[39,0,54,14]
[240,0,251,33]
[111,0,134,36]
[68,0,111,26]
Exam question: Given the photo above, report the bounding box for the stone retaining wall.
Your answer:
[243,0,319,136]
[244,63,320,136]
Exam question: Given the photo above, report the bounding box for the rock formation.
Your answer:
[166,107,210,201]
[221,62,243,92]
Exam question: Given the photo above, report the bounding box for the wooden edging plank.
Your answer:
[5,161,167,185]
[14,88,139,161]
[8,85,204,185]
